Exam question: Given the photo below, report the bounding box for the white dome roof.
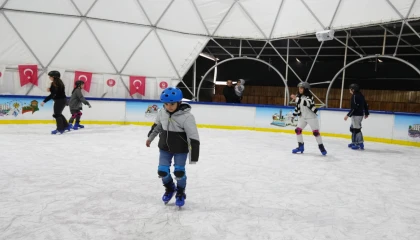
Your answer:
[0,0,417,81]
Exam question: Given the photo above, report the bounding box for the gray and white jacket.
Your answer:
[148,103,200,162]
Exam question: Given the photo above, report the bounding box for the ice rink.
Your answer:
[1,124,420,240]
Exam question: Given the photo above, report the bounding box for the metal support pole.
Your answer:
[256,41,268,59]
[326,55,420,107]
[339,32,349,108]
[382,29,387,55]
[394,21,405,56]
[345,30,367,56]
[246,40,258,56]
[293,39,314,61]
[269,41,302,81]
[285,39,289,105]
[379,25,420,53]
[404,22,420,41]
[211,39,234,58]
[193,60,197,100]
[239,39,242,57]
[305,41,324,82]
[334,37,363,57]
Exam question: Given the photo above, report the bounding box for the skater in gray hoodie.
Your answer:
[68,80,91,130]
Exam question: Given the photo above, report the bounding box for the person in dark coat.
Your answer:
[223,80,239,103]
[41,71,70,134]
[344,83,369,150]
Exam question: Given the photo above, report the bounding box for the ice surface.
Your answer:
[1,124,420,240]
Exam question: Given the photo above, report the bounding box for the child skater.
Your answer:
[291,82,327,155]
[41,71,70,134]
[345,83,369,150]
[68,80,91,130]
[146,87,200,207]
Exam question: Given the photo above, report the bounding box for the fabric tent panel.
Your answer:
[88,19,151,72]
[4,0,79,16]
[304,0,340,28]
[388,0,415,18]
[72,0,97,16]
[156,0,208,35]
[332,0,401,29]
[240,0,283,38]
[87,0,149,25]
[156,29,209,77]
[139,0,172,25]
[0,15,38,66]
[407,0,420,18]
[213,3,265,39]
[49,21,115,73]
[122,30,177,78]
[5,11,80,67]
[272,0,324,38]
[0,0,6,7]
[194,0,235,35]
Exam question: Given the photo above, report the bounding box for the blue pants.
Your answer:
[159,150,188,189]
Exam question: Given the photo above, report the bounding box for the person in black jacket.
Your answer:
[344,84,369,150]
[40,71,70,134]
[223,80,239,103]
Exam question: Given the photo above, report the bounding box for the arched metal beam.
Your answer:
[325,54,420,107]
[196,57,290,104]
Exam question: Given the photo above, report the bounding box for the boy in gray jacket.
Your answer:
[68,80,91,130]
[146,87,200,207]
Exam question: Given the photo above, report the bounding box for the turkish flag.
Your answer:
[129,76,146,96]
[18,65,38,86]
[74,71,92,92]
[157,78,170,91]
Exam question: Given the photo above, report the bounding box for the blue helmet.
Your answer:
[160,87,183,103]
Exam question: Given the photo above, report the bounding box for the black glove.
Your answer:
[189,139,200,164]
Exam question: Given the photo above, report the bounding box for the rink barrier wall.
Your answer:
[0,95,419,147]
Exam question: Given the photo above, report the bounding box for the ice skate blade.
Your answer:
[292,150,304,154]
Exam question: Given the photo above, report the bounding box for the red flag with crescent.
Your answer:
[74,71,92,92]
[18,65,38,86]
[129,76,146,96]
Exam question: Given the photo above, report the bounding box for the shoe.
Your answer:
[319,144,327,155]
[292,142,304,154]
[51,129,64,134]
[175,187,186,207]
[162,182,176,204]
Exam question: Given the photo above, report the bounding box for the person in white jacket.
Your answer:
[290,82,327,155]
